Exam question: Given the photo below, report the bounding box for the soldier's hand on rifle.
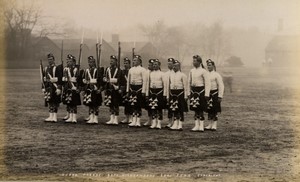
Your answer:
[205,96,210,101]
[50,77,58,83]
[103,77,107,82]
[185,97,188,102]
[56,89,62,95]
[96,89,101,94]
[42,89,45,93]
[83,79,87,84]
[218,97,222,102]
[118,89,122,94]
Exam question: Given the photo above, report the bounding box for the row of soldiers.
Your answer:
[41,53,224,131]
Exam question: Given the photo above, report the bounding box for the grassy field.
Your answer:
[1,67,300,181]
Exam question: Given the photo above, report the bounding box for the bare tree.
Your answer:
[139,20,168,58]
[3,0,41,58]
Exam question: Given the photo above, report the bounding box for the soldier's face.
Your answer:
[193,59,200,67]
[67,59,72,67]
[88,60,95,67]
[148,63,153,70]
[133,58,139,66]
[48,57,55,65]
[110,59,117,67]
[167,62,173,70]
[207,63,214,71]
[173,64,180,72]
[124,61,130,69]
[153,62,159,70]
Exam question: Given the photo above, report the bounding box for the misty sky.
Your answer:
[33,0,300,34]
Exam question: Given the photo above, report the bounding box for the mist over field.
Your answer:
[2,0,300,68]
[1,0,300,181]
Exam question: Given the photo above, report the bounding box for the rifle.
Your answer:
[39,59,45,89]
[96,31,102,68]
[78,30,84,71]
[132,47,135,67]
[61,40,64,68]
[118,41,121,69]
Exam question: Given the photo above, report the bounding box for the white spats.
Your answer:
[191,120,199,131]
[204,121,212,130]
[170,120,179,130]
[150,119,157,129]
[106,115,114,125]
[44,113,53,122]
[211,121,217,131]
[86,114,94,124]
[156,120,162,129]
[199,120,204,132]
[65,113,73,123]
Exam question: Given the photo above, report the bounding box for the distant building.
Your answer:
[108,34,159,68]
[52,39,115,68]
[7,34,159,69]
[265,35,300,67]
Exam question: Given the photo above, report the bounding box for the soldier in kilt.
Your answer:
[205,59,224,131]
[145,59,166,129]
[166,60,188,131]
[82,56,103,124]
[163,58,174,128]
[63,54,81,123]
[127,55,148,127]
[43,53,63,122]
[62,59,70,120]
[120,57,132,124]
[104,55,123,125]
[143,59,154,126]
[188,55,211,132]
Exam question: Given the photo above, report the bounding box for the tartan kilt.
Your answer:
[83,88,102,107]
[169,89,188,113]
[62,89,81,106]
[44,85,61,106]
[189,86,207,112]
[128,85,144,110]
[104,89,121,107]
[148,88,164,110]
[207,89,221,113]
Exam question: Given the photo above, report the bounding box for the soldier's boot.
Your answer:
[63,112,70,120]
[165,118,173,128]
[143,117,151,126]
[72,114,77,123]
[136,117,141,127]
[156,120,162,129]
[191,119,200,132]
[120,116,128,124]
[44,113,53,122]
[65,113,73,123]
[113,115,119,125]
[128,116,136,127]
[93,115,98,124]
[52,113,58,123]
[150,119,157,129]
[211,121,217,131]
[84,116,90,121]
[128,115,133,123]
[177,121,183,131]
[204,121,213,130]
[86,114,94,124]
[199,120,204,132]
[170,120,178,130]
[106,114,114,125]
